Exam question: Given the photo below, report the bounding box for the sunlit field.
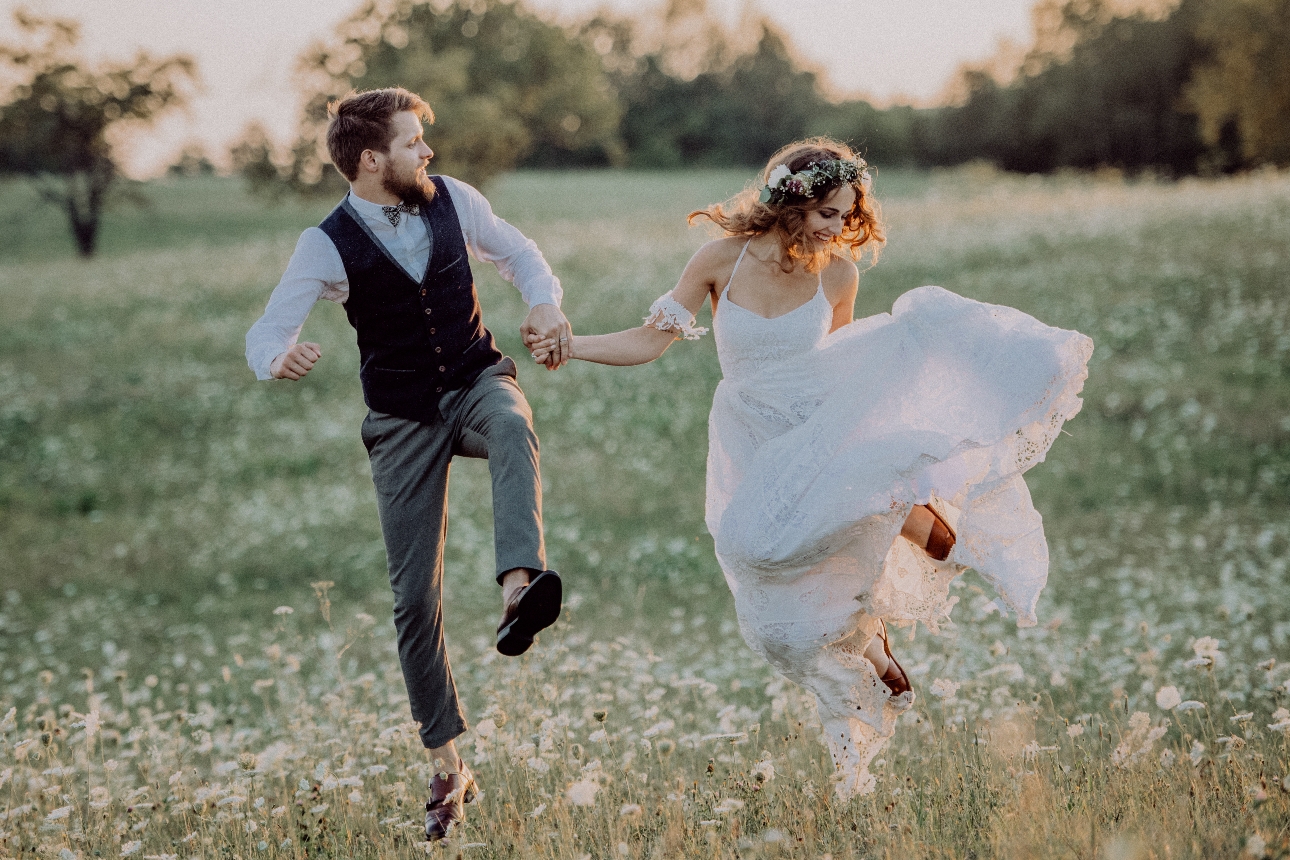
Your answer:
[2,167,1289,858]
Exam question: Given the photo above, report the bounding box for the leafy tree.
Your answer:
[0,12,194,256]
[253,0,622,194]
[1186,0,1290,166]
[927,0,1212,175]
[167,143,217,177]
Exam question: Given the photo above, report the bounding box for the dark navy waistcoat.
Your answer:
[319,176,504,424]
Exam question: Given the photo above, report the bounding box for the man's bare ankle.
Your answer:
[500,568,532,604]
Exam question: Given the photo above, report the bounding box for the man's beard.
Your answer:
[380,161,435,206]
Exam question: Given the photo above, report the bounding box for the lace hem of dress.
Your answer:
[644,291,708,340]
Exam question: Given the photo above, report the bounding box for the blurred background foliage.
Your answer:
[228,0,1290,198]
[2,0,1290,251]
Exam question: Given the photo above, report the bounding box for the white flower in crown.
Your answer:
[767,164,792,187]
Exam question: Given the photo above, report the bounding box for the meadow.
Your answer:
[1,166,1289,858]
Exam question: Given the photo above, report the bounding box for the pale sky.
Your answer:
[1,0,1039,176]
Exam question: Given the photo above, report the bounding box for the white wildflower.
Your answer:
[642,719,674,738]
[474,719,496,739]
[273,606,293,616]
[310,804,329,815]
[526,757,550,774]
[588,729,607,743]
[930,678,960,699]
[1160,748,1176,768]
[1111,712,1166,767]
[1245,834,1267,857]
[120,842,142,857]
[270,806,286,817]
[1189,741,1205,765]
[713,798,745,814]
[619,803,642,817]
[1155,686,1182,710]
[565,780,599,807]
[0,707,15,732]
[1176,701,1206,712]
[348,790,363,804]
[762,829,787,843]
[528,803,546,818]
[44,805,73,822]
[751,759,776,783]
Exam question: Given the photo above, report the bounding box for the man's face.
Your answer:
[378,110,435,204]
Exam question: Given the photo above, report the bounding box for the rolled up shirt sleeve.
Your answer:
[245,228,349,380]
[444,176,563,309]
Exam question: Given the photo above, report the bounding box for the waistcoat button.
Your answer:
[438,366,446,372]
[424,308,431,315]
[434,347,441,353]
[420,288,426,296]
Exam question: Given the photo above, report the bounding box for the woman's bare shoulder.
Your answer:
[823,255,860,297]
[685,236,748,281]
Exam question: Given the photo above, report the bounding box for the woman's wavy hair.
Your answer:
[689,138,884,273]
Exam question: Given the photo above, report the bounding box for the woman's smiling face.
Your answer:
[803,184,857,246]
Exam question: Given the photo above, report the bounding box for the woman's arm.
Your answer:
[827,259,861,332]
[566,327,680,366]
[530,240,726,367]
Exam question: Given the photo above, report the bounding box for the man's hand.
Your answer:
[520,303,572,370]
[270,342,322,380]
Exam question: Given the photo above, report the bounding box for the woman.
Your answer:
[530,139,1093,798]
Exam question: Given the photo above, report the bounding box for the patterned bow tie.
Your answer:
[381,201,419,227]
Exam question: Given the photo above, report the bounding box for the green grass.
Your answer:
[1,168,1289,858]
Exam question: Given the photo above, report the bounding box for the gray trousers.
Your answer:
[360,359,545,749]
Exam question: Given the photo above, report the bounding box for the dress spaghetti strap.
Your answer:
[722,240,753,299]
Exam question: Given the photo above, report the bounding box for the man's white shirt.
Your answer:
[245,176,562,380]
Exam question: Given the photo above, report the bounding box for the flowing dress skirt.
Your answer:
[705,286,1093,798]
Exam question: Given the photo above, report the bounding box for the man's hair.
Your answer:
[326,88,434,181]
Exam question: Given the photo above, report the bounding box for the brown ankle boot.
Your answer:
[424,761,477,841]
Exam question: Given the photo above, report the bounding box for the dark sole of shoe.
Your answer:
[496,570,562,657]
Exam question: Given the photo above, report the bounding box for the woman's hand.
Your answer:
[526,333,563,365]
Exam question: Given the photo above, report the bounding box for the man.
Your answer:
[245,87,570,841]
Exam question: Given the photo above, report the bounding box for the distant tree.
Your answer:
[0,12,195,256]
[928,0,1212,175]
[1186,0,1290,166]
[598,0,828,168]
[167,143,217,177]
[252,0,622,195]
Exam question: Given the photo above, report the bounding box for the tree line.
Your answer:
[233,0,1289,193]
[2,0,1287,254]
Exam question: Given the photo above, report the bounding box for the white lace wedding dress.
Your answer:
[691,243,1093,799]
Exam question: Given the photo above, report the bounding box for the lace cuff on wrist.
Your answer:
[644,291,708,340]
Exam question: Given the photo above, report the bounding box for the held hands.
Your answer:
[520,303,572,370]
[270,342,322,380]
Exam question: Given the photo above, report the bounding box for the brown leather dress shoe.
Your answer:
[424,761,477,842]
[496,569,562,656]
[876,620,912,697]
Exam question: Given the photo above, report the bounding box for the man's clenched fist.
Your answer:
[270,342,322,380]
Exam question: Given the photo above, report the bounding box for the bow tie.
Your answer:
[381,201,419,227]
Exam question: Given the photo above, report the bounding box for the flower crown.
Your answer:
[759,157,869,205]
